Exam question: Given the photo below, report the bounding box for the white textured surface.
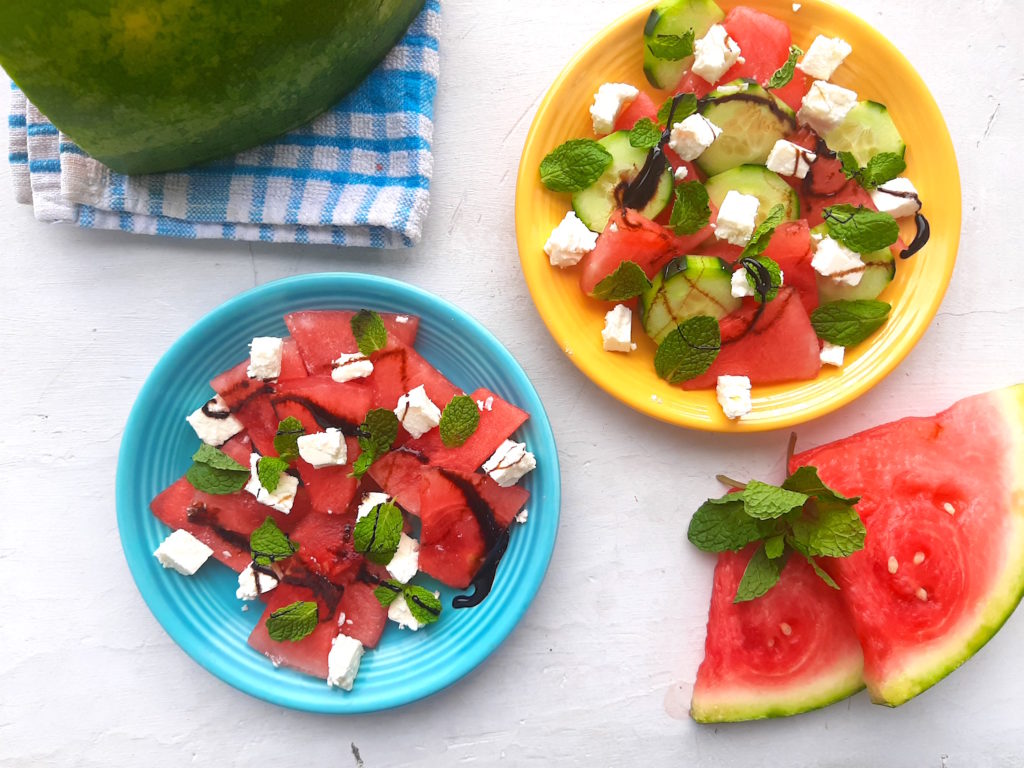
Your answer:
[1,1,1023,766]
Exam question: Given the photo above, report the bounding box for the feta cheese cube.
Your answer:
[482,439,537,487]
[765,139,817,179]
[396,315,410,324]
[674,166,689,182]
[811,236,865,286]
[244,453,299,513]
[797,81,858,135]
[589,82,639,135]
[388,592,434,631]
[386,533,420,584]
[668,114,723,161]
[870,177,922,219]
[297,427,348,468]
[544,210,598,268]
[357,492,390,521]
[716,375,753,420]
[247,336,283,380]
[236,563,279,600]
[798,35,852,81]
[394,385,441,438]
[326,634,364,690]
[332,352,373,383]
[792,3,802,11]
[186,395,244,446]
[602,304,636,353]
[714,190,760,246]
[692,24,743,84]
[731,267,756,298]
[154,529,213,575]
[820,342,846,367]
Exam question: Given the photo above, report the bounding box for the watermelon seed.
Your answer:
[779,622,793,636]
[943,502,956,515]
[887,556,899,574]
[916,588,928,602]
[913,551,925,565]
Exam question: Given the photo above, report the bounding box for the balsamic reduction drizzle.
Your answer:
[900,212,930,259]
[270,395,360,435]
[201,399,233,420]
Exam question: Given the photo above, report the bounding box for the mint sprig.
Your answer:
[439,394,481,448]
[740,203,786,259]
[403,585,442,625]
[810,299,891,347]
[647,29,695,61]
[654,315,720,384]
[838,151,907,190]
[669,181,711,236]
[257,456,290,493]
[351,407,399,479]
[265,600,319,642]
[373,579,404,607]
[767,45,803,89]
[185,444,249,495]
[353,499,403,565]
[273,416,305,461]
[250,516,299,567]
[657,93,697,128]
[351,309,388,357]
[734,545,789,603]
[822,205,900,254]
[592,260,652,301]
[539,139,613,193]
[628,118,661,150]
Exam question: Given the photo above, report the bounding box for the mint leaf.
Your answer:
[740,203,786,259]
[764,534,786,560]
[628,118,661,150]
[257,456,290,494]
[593,260,652,301]
[734,546,787,603]
[657,93,698,127]
[539,139,613,193]
[654,315,720,384]
[792,548,840,590]
[351,309,388,357]
[767,45,802,89]
[185,461,248,495]
[353,499,403,565]
[791,501,866,558]
[250,516,299,566]
[742,479,808,520]
[860,152,907,190]
[192,444,247,472]
[647,29,694,61]
[742,256,783,303]
[669,181,711,235]
[403,585,442,626]
[439,394,481,448]
[823,205,900,254]
[838,151,861,179]
[373,579,403,607]
[687,495,765,552]
[351,407,399,479]
[350,451,375,480]
[810,299,891,346]
[782,465,859,507]
[273,416,305,461]
[265,600,319,642]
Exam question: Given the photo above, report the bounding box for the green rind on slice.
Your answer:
[642,0,724,89]
[824,101,906,168]
[811,224,895,303]
[704,165,800,225]
[640,256,740,344]
[696,81,796,177]
[571,130,673,232]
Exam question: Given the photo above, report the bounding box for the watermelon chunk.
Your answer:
[718,7,792,87]
[288,511,364,585]
[613,90,658,132]
[762,221,818,316]
[338,580,388,648]
[247,584,340,680]
[284,310,420,375]
[279,337,309,380]
[271,375,374,430]
[691,548,864,722]
[210,359,268,411]
[370,345,461,423]
[791,385,1024,706]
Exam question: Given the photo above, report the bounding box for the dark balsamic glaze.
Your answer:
[186,502,250,551]
[201,398,233,420]
[218,379,269,410]
[270,395,360,435]
[698,91,797,132]
[618,93,687,212]
[900,212,930,259]
[801,137,844,198]
[279,571,344,616]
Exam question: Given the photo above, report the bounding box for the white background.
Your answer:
[2,1,1022,766]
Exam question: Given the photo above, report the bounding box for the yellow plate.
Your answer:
[515,0,960,432]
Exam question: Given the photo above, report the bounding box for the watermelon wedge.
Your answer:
[691,548,864,722]
[247,584,341,679]
[284,310,420,375]
[791,385,1024,706]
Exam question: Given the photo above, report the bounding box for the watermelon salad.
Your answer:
[538,0,930,421]
[686,385,1024,721]
[149,309,537,691]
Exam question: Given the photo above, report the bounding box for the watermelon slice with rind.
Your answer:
[791,385,1024,706]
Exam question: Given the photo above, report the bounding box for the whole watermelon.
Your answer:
[0,0,426,174]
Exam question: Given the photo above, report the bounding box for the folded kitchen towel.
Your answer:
[5,0,440,248]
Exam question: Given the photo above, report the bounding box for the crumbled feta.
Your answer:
[482,439,537,487]
[692,24,743,84]
[870,177,922,219]
[394,385,441,438]
[515,508,530,525]
[714,81,749,96]
[386,533,420,584]
[297,427,347,468]
[326,634,364,690]
[388,592,436,631]
[798,35,852,81]
[236,563,279,600]
[792,3,802,11]
[765,139,817,179]
[731,267,755,298]
[714,190,760,246]
[357,492,390,521]
[811,236,865,286]
[244,453,299,513]
[797,81,858,134]
[154,529,213,576]
[668,114,723,161]
[544,210,598,268]
[332,352,373,383]
[716,375,753,420]
[820,341,846,367]
[186,395,244,446]
[602,304,636,353]
[396,315,410,324]
[673,166,689,182]
[247,336,283,380]
[589,82,639,135]
[476,395,494,412]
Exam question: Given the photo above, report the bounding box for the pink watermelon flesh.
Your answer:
[247,584,340,680]
[370,345,461,426]
[210,358,268,411]
[338,580,389,649]
[284,310,420,375]
[691,548,864,722]
[791,386,1024,706]
[279,337,309,380]
[293,437,362,517]
[271,376,374,430]
[288,510,365,586]
[718,7,792,87]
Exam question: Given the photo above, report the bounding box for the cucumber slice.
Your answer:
[643,0,725,90]
[640,255,740,344]
[704,165,800,225]
[824,101,906,168]
[696,81,796,177]
[811,224,895,302]
[571,130,673,232]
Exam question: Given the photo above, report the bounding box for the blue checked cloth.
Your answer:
[6,0,439,248]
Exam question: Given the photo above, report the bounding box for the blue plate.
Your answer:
[116,273,560,713]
